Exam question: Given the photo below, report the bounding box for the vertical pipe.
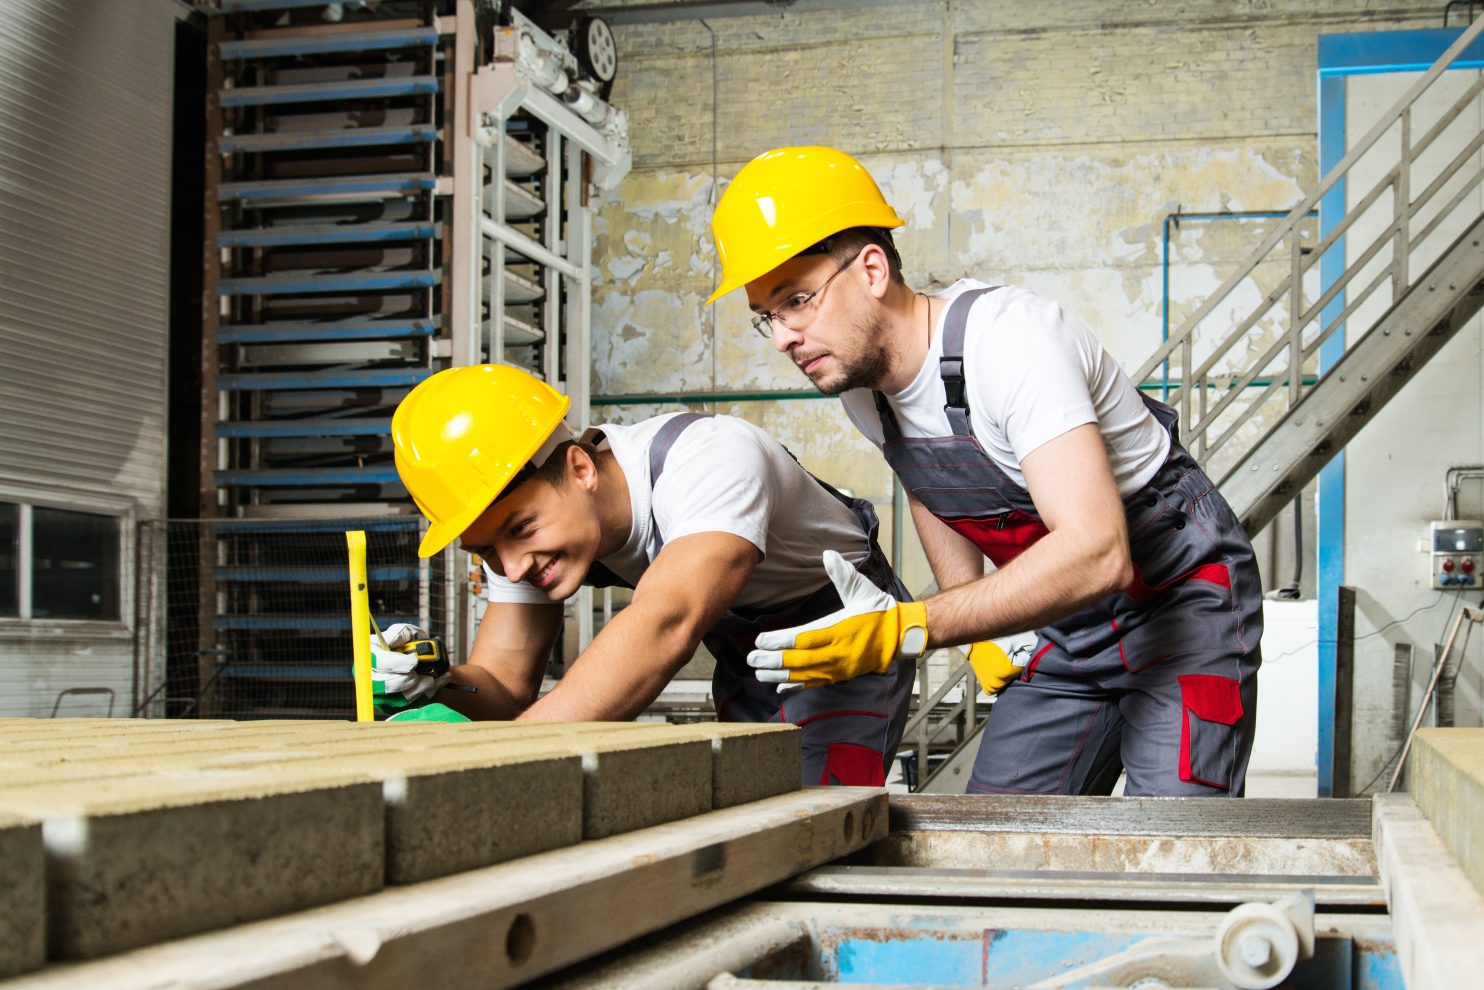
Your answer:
[891,477,906,573]
[569,140,594,650]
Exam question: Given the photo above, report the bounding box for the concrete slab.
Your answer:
[1410,727,1484,895]
[0,812,44,979]
[560,732,712,839]
[0,769,385,961]
[668,723,800,808]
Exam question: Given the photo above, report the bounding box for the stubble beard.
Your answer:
[806,312,894,396]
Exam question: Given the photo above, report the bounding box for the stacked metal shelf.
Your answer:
[187,0,627,718]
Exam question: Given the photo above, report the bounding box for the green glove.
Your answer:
[385,702,469,723]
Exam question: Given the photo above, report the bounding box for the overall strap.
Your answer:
[649,412,712,486]
[647,412,712,555]
[940,286,1000,437]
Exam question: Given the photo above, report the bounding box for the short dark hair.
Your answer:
[492,439,600,505]
[801,226,905,285]
[529,439,599,489]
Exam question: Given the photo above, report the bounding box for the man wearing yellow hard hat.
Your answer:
[709,146,1264,798]
[380,362,916,786]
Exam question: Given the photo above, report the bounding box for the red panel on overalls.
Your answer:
[636,413,916,789]
[872,287,1263,797]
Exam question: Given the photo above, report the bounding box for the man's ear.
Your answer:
[567,443,600,492]
[858,243,894,300]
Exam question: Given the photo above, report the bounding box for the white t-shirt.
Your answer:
[484,413,871,608]
[841,280,1170,497]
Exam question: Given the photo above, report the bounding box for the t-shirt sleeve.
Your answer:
[971,293,1100,462]
[649,422,774,555]
[483,559,562,605]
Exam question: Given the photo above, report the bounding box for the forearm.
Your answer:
[517,604,700,722]
[923,527,1133,647]
[909,495,983,591]
[437,664,531,720]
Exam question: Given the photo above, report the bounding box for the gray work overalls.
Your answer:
[872,288,1263,796]
[585,413,916,787]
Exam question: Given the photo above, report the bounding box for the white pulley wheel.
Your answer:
[578,16,617,84]
[1214,901,1302,989]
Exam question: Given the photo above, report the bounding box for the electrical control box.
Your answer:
[1429,520,1483,589]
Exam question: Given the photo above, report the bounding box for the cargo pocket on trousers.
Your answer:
[1177,674,1243,790]
[821,742,886,786]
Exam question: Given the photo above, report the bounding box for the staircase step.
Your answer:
[213,467,403,487]
[215,564,417,582]
[217,26,439,60]
[218,368,434,391]
[220,173,436,203]
[218,318,438,344]
[219,270,440,296]
[220,124,438,155]
[217,417,391,438]
[220,76,439,108]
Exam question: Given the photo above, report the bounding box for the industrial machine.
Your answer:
[178,0,628,719]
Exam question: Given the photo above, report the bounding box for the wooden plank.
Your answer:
[1372,793,1484,990]
[888,794,1372,837]
[6,788,886,990]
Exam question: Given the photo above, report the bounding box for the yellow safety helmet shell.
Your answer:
[706,146,905,305]
[392,364,571,558]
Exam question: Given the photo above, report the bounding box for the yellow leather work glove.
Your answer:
[966,640,1025,695]
[747,551,928,691]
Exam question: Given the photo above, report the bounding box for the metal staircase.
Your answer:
[178,0,626,718]
[908,16,1484,791]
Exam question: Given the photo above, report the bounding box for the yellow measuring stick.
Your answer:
[345,530,374,722]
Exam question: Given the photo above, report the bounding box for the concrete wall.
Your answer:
[588,0,1438,603]
[579,1,1483,778]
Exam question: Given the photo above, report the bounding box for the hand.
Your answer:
[966,640,1024,695]
[747,550,927,692]
[371,622,451,717]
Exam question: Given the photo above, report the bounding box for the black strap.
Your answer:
[871,286,1001,440]
[939,286,999,437]
[648,412,711,486]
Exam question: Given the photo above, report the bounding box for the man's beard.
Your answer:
[805,313,893,395]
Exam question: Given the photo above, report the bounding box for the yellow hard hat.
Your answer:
[706,146,904,305]
[392,364,571,557]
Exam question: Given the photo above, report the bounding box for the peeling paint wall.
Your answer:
[589,1,1440,601]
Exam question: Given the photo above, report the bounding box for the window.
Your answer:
[0,501,123,623]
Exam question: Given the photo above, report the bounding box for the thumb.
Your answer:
[821,550,876,609]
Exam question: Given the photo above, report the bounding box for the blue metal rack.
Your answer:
[197,1,456,718]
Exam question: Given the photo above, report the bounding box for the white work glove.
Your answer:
[370,622,450,716]
[746,551,928,694]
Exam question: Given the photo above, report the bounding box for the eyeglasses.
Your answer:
[749,251,862,339]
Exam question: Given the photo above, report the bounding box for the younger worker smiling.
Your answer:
[376,362,934,786]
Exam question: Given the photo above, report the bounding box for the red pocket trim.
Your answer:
[821,742,886,787]
[1178,674,1244,724]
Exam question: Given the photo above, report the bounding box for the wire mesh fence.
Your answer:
[138,517,454,720]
